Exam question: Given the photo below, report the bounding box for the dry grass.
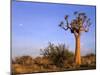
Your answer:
[12,55,96,74]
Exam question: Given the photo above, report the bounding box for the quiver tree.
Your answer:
[59,11,91,65]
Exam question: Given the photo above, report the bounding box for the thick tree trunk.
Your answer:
[75,35,81,65]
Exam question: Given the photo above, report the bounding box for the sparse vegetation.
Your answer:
[12,43,96,74]
[11,1,96,74]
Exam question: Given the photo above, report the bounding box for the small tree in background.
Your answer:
[41,42,74,67]
[59,11,91,65]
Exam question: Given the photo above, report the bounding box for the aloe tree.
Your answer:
[59,11,91,65]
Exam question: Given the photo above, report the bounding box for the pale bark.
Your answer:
[75,35,81,65]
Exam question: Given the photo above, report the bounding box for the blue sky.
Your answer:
[12,1,96,57]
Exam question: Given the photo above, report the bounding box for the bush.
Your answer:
[41,42,74,67]
[15,56,33,66]
[85,53,96,57]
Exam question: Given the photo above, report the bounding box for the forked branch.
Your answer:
[59,11,91,34]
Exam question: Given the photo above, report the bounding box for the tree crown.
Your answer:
[59,11,91,36]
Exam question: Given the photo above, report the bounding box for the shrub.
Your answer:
[15,56,33,66]
[85,53,96,57]
[41,42,74,67]
[12,59,15,64]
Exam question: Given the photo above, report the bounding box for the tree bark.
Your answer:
[75,35,81,65]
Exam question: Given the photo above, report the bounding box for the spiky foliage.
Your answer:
[41,42,74,67]
[59,11,91,34]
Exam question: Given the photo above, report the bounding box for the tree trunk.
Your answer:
[75,35,81,65]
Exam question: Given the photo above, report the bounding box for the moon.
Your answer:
[19,24,23,27]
